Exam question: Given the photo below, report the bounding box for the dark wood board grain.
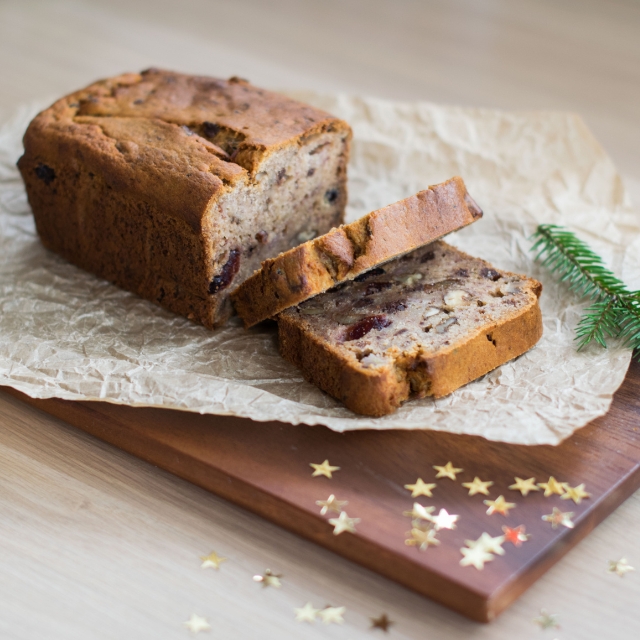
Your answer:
[3,358,639,622]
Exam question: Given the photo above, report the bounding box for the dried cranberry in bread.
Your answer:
[18,69,351,328]
[278,241,542,416]
[232,176,483,327]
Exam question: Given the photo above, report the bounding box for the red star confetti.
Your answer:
[502,525,530,547]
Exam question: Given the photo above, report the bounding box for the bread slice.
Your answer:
[232,176,483,327]
[18,68,351,328]
[278,241,542,416]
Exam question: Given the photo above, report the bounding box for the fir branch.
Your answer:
[531,224,640,357]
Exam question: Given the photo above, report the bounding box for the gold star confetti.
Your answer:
[433,462,463,480]
[538,476,566,497]
[310,460,340,478]
[509,477,539,496]
[533,609,559,630]
[560,483,590,504]
[328,511,360,535]
[502,525,530,547]
[253,569,282,588]
[430,508,459,531]
[370,613,393,631]
[405,527,440,551]
[460,540,494,570]
[404,478,437,497]
[184,614,211,634]
[316,494,348,515]
[542,507,575,529]
[483,495,516,516]
[402,502,435,521]
[294,602,320,623]
[318,606,345,625]
[200,551,226,570]
[608,558,635,577]
[462,476,494,496]
[476,532,505,556]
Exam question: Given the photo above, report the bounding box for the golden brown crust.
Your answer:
[17,69,350,328]
[232,176,483,327]
[277,247,542,417]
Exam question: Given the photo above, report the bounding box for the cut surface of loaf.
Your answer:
[278,241,543,416]
[232,176,483,327]
[18,68,351,328]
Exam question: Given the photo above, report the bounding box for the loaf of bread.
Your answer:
[232,176,483,327]
[18,69,351,328]
[278,241,542,416]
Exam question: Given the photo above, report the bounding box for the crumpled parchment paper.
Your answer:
[0,94,636,445]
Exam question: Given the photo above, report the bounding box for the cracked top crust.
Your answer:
[231,176,483,327]
[20,68,350,231]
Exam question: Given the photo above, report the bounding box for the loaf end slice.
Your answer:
[18,69,351,328]
[278,241,542,416]
[232,176,483,328]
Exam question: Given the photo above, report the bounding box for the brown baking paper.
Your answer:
[0,94,636,445]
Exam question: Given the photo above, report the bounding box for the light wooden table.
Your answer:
[1,1,638,638]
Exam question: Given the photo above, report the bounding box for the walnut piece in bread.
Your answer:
[278,241,542,416]
[18,69,351,328]
[232,176,483,327]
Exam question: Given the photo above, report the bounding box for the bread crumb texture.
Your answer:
[18,69,351,327]
[278,241,542,416]
[232,176,483,327]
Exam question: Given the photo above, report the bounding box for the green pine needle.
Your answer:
[531,224,640,358]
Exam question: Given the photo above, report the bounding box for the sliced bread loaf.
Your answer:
[278,241,542,416]
[18,69,351,328]
[231,176,483,327]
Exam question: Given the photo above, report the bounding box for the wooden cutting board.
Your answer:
[4,359,639,623]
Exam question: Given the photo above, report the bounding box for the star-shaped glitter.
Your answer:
[538,476,566,497]
[316,494,348,515]
[405,526,440,551]
[402,502,436,521]
[184,614,211,634]
[430,508,459,531]
[533,609,559,630]
[318,606,345,624]
[560,483,590,504]
[483,495,516,516]
[294,602,320,623]
[253,569,282,588]
[328,511,360,535]
[370,613,393,631]
[476,532,505,556]
[433,462,463,480]
[608,558,635,577]
[460,541,494,570]
[502,525,530,547]
[462,476,494,496]
[542,507,575,529]
[310,460,340,478]
[200,551,226,570]
[404,478,437,497]
[509,477,539,496]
